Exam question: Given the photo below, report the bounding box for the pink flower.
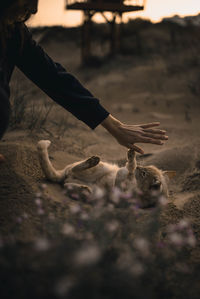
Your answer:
[93,187,105,200]
[23,213,29,219]
[35,199,42,206]
[134,238,150,257]
[74,245,101,266]
[177,219,189,230]
[80,212,89,220]
[158,195,168,206]
[34,238,50,251]
[38,208,45,215]
[106,220,119,233]
[71,193,80,200]
[62,223,75,236]
[16,217,23,224]
[110,187,121,204]
[69,204,81,214]
[130,262,144,276]
[35,192,42,198]
[169,233,183,246]
[40,184,47,190]
[157,241,165,249]
[54,276,75,297]
[186,235,196,247]
[121,192,132,200]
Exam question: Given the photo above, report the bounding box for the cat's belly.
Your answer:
[72,162,119,186]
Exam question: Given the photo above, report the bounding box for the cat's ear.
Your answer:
[163,170,176,179]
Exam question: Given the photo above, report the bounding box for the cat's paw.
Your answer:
[80,185,92,193]
[64,183,92,198]
[86,156,100,167]
[37,140,51,150]
[127,149,135,160]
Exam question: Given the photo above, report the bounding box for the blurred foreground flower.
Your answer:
[34,238,50,251]
[110,187,121,204]
[62,223,75,236]
[134,237,150,257]
[105,220,120,233]
[55,276,75,297]
[38,208,45,215]
[169,233,184,246]
[167,219,196,248]
[93,187,105,200]
[69,203,81,214]
[158,195,168,206]
[74,244,101,266]
[130,262,145,276]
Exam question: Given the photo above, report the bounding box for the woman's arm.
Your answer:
[15,24,109,129]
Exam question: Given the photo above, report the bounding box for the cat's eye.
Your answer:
[150,181,161,191]
[141,170,146,178]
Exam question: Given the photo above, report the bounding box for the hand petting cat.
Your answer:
[101,114,168,154]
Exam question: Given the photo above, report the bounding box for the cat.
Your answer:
[37,140,176,208]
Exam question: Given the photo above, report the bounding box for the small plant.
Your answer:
[9,88,27,129]
[188,78,200,97]
[26,98,53,131]
[9,84,54,131]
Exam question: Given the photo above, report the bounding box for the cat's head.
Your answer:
[135,165,176,208]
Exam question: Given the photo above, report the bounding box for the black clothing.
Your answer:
[0,0,15,17]
[0,23,109,135]
[0,87,10,139]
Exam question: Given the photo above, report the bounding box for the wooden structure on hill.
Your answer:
[66,1,145,63]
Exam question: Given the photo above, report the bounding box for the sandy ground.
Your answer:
[0,31,200,268]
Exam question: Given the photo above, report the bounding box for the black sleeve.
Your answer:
[15,25,109,129]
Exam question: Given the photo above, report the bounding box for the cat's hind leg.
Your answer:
[37,140,66,183]
[115,150,137,189]
[71,156,100,172]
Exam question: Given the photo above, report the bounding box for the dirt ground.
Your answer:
[0,26,200,269]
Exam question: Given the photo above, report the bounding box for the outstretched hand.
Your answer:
[101,115,168,154]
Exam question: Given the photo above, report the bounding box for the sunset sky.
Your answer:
[28,0,200,27]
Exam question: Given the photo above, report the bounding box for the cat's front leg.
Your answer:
[71,156,100,172]
[126,149,137,179]
[115,150,137,190]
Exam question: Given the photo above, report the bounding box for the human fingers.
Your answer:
[139,122,160,129]
[138,136,164,145]
[142,132,168,140]
[128,144,144,155]
[143,128,166,135]
[124,129,167,142]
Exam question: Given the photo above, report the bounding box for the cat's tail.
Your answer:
[37,140,66,183]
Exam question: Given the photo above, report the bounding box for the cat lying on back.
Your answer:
[37,140,175,208]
